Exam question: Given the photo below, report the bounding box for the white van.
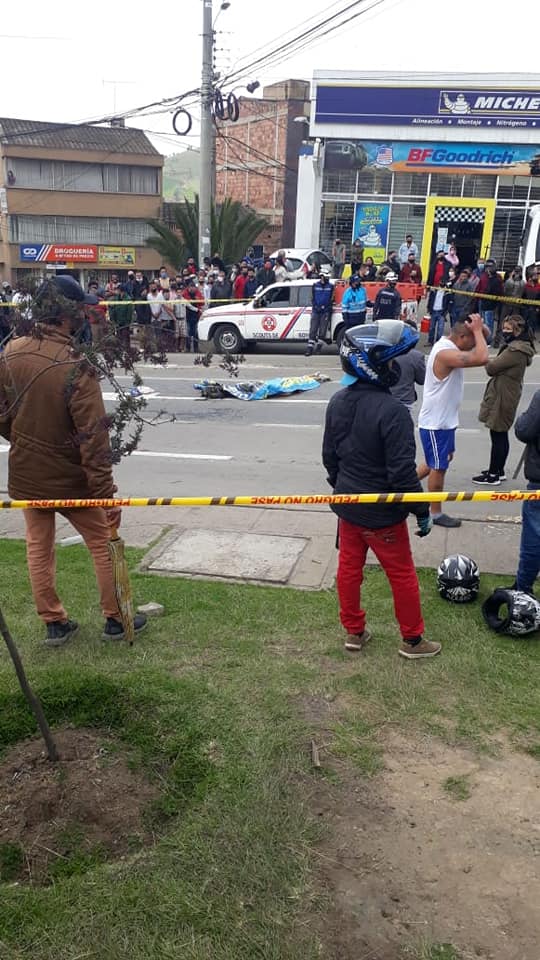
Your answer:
[197,278,421,352]
[198,279,340,352]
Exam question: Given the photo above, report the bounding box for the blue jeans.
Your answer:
[516,484,540,593]
[429,310,445,344]
[481,309,494,342]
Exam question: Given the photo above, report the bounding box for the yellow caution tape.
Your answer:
[0,490,536,510]
[1,297,252,308]
[424,284,539,308]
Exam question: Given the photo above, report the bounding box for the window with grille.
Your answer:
[387,203,426,260]
[322,169,357,194]
[393,172,429,198]
[497,176,530,202]
[7,158,159,194]
[8,215,154,245]
[490,208,528,269]
[356,168,392,196]
[319,201,355,254]
[462,175,496,199]
[429,173,463,197]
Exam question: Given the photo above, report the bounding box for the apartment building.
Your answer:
[0,117,164,285]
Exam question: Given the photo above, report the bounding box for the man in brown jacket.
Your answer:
[0,276,146,646]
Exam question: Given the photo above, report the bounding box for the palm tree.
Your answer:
[144,218,187,270]
[146,196,270,269]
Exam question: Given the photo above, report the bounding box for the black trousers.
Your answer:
[342,311,366,331]
[488,430,509,475]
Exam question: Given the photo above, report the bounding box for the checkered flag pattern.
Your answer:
[434,206,486,224]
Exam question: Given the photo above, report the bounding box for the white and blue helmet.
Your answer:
[482,588,540,636]
[340,319,419,388]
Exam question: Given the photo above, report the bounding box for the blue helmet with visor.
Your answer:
[340,319,419,388]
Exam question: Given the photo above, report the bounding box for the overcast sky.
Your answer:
[3,0,539,156]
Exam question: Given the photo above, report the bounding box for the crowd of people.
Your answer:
[0,248,538,653]
[329,235,538,524]
[333,231,540,345]
[0,250,295,354]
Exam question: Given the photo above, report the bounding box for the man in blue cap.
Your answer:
[0,276,146,646]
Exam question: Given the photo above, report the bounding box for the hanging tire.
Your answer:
[213,323,245,353]
[172,108,193,136]
[213,89,225,120]
[227,92,240,122]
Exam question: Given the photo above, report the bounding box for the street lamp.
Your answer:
[213,1,230,28]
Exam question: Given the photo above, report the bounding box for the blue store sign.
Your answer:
[315,85,540,129]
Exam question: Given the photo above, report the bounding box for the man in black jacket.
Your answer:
[210,271,232,305]
[323,320,441,659]
[514,390,540,594]
[372,273,402,320]
[256,259,276,290]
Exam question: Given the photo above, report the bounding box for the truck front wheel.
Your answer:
[212,324,245,353]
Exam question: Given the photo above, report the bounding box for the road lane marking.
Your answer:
[131,451,232,461]
[253,423,321,429]
[102,392,330,403]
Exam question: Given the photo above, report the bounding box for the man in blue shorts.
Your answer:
[418,315,488,527]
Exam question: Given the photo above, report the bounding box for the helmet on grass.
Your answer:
[482,588,540,636]
[340,319,418,388]
[437,554,479,603]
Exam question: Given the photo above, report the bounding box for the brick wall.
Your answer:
[215,80,309,248]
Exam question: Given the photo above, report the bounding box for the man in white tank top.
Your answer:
[418,314,489,527]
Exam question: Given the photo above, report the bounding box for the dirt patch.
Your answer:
[0,727,159,883]
[310,730,540,960]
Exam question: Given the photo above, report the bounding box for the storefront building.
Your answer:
[0,117,164,286]
[295,72,540,275]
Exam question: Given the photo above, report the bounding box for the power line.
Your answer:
[220,0,373,83]
[0,88,201,145]
[217,133,287,185]
[216,129,298,177]
[225,0,352,76]
[221,0,392,88]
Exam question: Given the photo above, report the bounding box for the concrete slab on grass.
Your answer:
[142,528,309,585]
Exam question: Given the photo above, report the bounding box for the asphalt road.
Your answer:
[1,343,537,521]
[94,344,540,521]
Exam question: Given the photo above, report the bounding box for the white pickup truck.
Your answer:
[197,278,421,353]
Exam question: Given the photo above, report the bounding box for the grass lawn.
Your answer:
[0,538,539,960]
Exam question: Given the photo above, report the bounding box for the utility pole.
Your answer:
[199,0,214,268]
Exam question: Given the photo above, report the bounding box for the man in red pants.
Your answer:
[323,320,441,659]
